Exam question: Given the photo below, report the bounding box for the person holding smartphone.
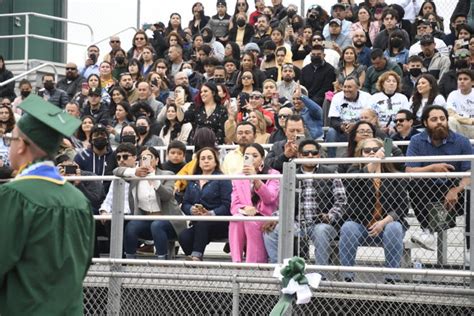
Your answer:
[115,146,186,260]
[229,143,280,263]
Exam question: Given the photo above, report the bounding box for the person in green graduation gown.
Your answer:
[0,95,95,315]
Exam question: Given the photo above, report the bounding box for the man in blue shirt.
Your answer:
[406,105,471,253]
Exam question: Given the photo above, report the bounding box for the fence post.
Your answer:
[278,162,297,263]
[232,274,240,316]
[470,160,474,289]
[107,178,126,315]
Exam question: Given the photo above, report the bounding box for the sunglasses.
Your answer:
[65,67,77,71]
[250,95,263,99]
[116,154,131,161]
[301,150,319,157]
[394,118,408,123]
[110,40,120,43]
[362,147,381,154]
[135,37,145,41]
[278,114,289,119]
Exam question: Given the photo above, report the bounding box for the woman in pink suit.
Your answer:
[229,143,280,263]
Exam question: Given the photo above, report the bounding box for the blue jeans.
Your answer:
[124,220,177,257]
[325,127,347,158]
[339,221,405,280]
[263,223,338,268]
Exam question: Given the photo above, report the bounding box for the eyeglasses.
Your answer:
[135,37,145,41]
[278,114,289,119]
[301,150,319,157]
[3,134,21,146]
[1,102,11,106]
[356,129,373,135]
[110,40,121,43]
[242,76,252,80]
[65,67,77,71]
[362,146,381,154]
[250,95,263,99]
[394,118,408,123]
[116,154,131,161]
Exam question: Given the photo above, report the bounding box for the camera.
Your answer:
[64,165,78,175]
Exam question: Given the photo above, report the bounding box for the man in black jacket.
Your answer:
[57,62,85,100]
[300,44,335,106]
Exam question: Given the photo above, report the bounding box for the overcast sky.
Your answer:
[66,0,455,65]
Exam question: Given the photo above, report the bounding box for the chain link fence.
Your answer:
[82,155,474,315]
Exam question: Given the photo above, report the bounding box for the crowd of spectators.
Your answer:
[0,0,473,277]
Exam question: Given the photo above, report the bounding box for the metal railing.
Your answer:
[0,12,94,65]
[0,62,58,87]
[91,26,137,47]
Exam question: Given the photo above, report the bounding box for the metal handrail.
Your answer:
[0,62,58,87]
[0,12,94,65]
[92,26,138,46]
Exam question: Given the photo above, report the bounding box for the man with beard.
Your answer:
[119,73,138,104]
[447,69,474,139]
[57,62,85,99]
[300,44,336,106]
[406,105,472,253]
[352,30,372,68]
[408,19,449,57]
[37,73,69,108]
[277,63,298,100]
[250,14,272,47]
[222,121,256,175]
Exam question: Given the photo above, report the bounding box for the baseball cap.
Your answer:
[88,87,101,96]
[244,42,261,53]
[329,18,342,26]
[216,0,226,7]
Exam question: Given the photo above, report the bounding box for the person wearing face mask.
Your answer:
[38,73,69,109]
[228,12,255,46]
[301,45,336,106]
[199,27,225,62]
[401,55,424,99]
[12,79,33,115]
[112,48,129,80]
[136,116,165,147]
[439,49,472,98]
[383,29,409,69]
[259,41,277,76]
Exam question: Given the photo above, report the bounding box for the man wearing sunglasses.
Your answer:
[390,109,419,155]
[263,139,346,272]
[57,62,85,100]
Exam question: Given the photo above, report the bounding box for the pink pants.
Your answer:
[229,217,268,263]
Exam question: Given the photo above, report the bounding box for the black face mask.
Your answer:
[287,10,296,18]
[214,77,225,84]
[390,37,403,48]
[311,55,323,66]
[265,53,275,61]
[409,68,422,77]
[43,82,54,91]
[115,56,125,64]
[89,53,98,63]
[20,90,31,98]
[92,137,108,150]
[121,135,137,144]
[236,19,246,27]
[136,125,148,135]
[292,22,303,30]
[454,59,469,69]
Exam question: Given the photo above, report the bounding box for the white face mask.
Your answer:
[183,68,193,77]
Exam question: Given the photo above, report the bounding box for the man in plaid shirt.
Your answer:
[263,139,347,273]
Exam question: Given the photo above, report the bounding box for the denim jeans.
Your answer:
[325,127,348,158]
[339,220,405,280]
[124,220,177,257]
[263,223,338,268]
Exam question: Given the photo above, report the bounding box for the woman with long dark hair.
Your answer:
[127,30,150,61]
[159,103,192,145]
[188,2,210,35]
[108,102,135,146]
[109,86,128,117]
[74,115,95,149]
[183,82,228,144]
[165,13,187,40]
[409,73,446,125]
[128,58,144,86]
[178,147,232,261]
[335,46,366,91]
[0,56,15,101]
[229,143,279,263]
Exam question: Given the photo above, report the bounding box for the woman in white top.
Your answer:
[371,71,410,133]
[159,103,192,145]
[409,73,446,125]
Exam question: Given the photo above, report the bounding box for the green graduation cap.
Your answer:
[17,95,82,156]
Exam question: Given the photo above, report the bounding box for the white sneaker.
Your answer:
[411,230,436,251]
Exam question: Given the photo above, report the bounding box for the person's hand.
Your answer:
[261,221,277,233]
[294,82,302,98]
[374,147,385,159]
[445,187,461,211]
[85,58,94,67]
[344,122,355,134]
[135,166,149,177]
[241,205,257,216]
[191,204,208,215]
[318,213,331,224]
[73,164,82,186]
[175,95,185,106]
[284,141,298,158]
[99,210,109,225]
[430,163,455,173]
[333,81,341,92]
[368,221,385,237]
[242,164,257,175]
[58,165,66,176]
[106,125,115,134]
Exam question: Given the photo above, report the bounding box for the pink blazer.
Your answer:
[231,169,280,217]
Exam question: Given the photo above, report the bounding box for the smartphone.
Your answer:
[141,155,151,168]
[239,92,249,109]
[383,138,393,157]
[142,23,152,30]
[243,154,254,167]
[175,88,185,100]
[81,82,89,90]
[64,165,78,175]
[295,134,305,144]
